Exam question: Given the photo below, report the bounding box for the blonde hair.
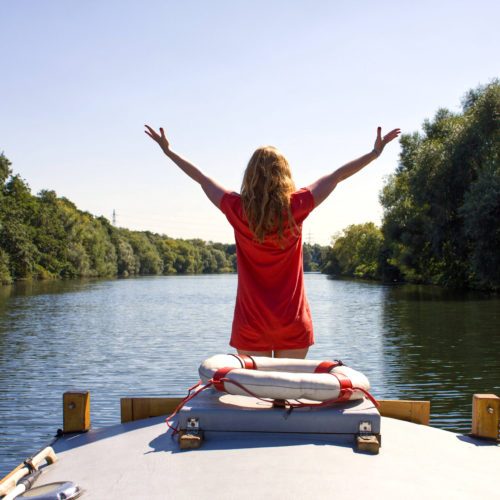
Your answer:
[241,146,298,244]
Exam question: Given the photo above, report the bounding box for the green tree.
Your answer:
[0,153,256,284]
[171,240,199,273]
[0,153,12,186]
[116,236,139,276]
[211,247,232,272]
[0,175,39,278]
[151,236,177,274]
[127,231,163,275]
[328,223,383,279]
[303,243,329,271]
[303,243,313,271]
[0,248,12,284]
[32,190,70,278]
[460,166,500,288]
[380,81,500,289]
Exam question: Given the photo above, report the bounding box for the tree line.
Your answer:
[0,155,327,285]
[2,81,497,289]
[0,157,238,284]
[324,81,500,291]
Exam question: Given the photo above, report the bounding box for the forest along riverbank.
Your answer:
[0,274,499,476]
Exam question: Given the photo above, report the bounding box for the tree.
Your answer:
[32,190,70,277]
[302,243,330,272]
[0,153,12,187]
[380,81,500,290]
[0,248,12,284]
[303,243,313,271]
[460,166,500,288]
[0,175,39,278]
[328,223,383,279]
[0,154,246,284]
[116,237,139,276]
[127,231,163,275]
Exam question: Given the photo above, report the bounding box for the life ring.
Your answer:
[199,354,374,404]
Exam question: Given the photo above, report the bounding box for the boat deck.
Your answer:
[33,415,499,499]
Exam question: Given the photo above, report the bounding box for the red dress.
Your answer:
[219,188,315,351]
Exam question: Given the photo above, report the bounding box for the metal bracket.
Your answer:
[186,417,200,435]
[358,420,373,436]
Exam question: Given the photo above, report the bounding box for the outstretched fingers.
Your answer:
[382,128,401,144]
[144,124,160,141]
[145,124,170,152]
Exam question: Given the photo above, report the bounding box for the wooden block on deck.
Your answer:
[471,394,500,441]
[121,397,184,423]
[63,391,90,433]
[378,399,430,425]
[356,435,380,454]
[179,430,204,450]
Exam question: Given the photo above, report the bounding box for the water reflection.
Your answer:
[381,284,500,430]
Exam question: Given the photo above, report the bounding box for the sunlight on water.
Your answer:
[0,275,499,475]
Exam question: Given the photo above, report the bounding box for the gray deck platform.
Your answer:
[31,414,499,499]
[178,390,381,434]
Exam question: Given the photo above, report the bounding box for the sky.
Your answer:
[1,1,498,245]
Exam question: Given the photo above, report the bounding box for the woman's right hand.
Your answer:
[144,125,170,154]
[373,126,401,156]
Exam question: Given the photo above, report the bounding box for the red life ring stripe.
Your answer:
[238,354,256,370]
[329,372,353,401]
[314,360,342,373]
[212,367,235,391]
[229,354,257,370]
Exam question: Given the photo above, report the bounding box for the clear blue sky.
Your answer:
[1,1,498,245]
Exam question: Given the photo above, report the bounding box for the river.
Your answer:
[1,274,499,476]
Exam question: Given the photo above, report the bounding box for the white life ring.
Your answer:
[199,354,373,404]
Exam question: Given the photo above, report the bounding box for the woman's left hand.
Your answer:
[144,125,170,154]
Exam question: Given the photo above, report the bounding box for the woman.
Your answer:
[145,125,400,359]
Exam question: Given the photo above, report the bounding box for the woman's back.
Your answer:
[220,188,315,352]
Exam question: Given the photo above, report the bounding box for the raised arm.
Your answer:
[307,127,401,207]
[144,125,229,208]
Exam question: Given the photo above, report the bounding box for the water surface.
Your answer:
[1,275,499,476]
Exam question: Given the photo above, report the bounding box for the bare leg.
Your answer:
[237,349,273,358]
[274,348,308,359]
